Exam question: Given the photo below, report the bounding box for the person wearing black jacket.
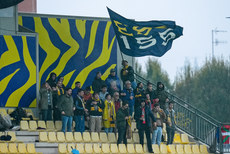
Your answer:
[74,89,88,133]
[135,99,157,153]
[87,92,104,132]
[120,60,137,89]
[47,72,56,88]
[92,72,106,93]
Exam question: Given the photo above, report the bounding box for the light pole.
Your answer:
[211,28,227,58]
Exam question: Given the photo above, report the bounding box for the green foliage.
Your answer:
[175,57,230,123]
[145,58,172,90]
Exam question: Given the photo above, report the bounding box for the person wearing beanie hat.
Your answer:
[105,68,121,95]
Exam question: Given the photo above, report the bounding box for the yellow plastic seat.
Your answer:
[0,108,7,116]
[29,120,38,131]
[18,143,28,153]
[192,144,200,153]
[65,132,74,142]
[102,143,110,154]
[0,143,9,153]
[58,143,67,154]
[7,108,15,115]
[91,132,100,142]
[9,143,18,153]
[181,134,190,144]
[27,143,37,154]
[167,144,177,153]
[93,143,102,154]
[83,132,91,142]
[76,143,85,154]
[200,145,209,154]
[39,132,48,142]
[133,133,139,144]
[7,131,17,142]
[20,120,29,131]
[118,144,127,154]
[46,121,55,131]
[135,144,144,153]
[160,144,168,154]
[127,144,136,154]
[108,133,116,143]
[152,144,160,154]
[55,121,62,131]
[99,132,108,143]
[174,133,182,143]
[74,132,83,142]
[110,144,119,154]
[57,132,66,142]
[48,132,57,142]
[38,120,47,130]
[25,109,38,120]
[85,143,93,154]
[184,144,193,154]
[67,144,75,153]
[176,144,185,153]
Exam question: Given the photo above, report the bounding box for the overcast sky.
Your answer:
[37,0,230,83]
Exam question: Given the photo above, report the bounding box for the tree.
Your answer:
[175,57,230,123]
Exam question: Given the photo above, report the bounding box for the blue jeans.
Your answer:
[61,115,73,133]
[152,127,163,145]
[104,127,113,134]
[129,105,134,117]
[41,108,52,121]
[74,115,85,133]
[131,81,137,90]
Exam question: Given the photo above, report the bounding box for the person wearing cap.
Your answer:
[105,68,121,95]
[120,60,137,89]
[134,99,156,153]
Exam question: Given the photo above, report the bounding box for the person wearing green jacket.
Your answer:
[58,88,75,132]
[39,82,53,121]
[116,101,129,145]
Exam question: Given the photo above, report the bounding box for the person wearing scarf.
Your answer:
[39,82,53,121]
[52,81,65,121]
[103,94,116,133]
[87,92,104,132]
[120,60,137,89]
[134,82,145,111]
[134,99,156,154]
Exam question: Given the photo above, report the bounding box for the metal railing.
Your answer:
[134,73,229,154]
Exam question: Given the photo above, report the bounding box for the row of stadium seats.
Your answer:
[20,120,62,131]
[0,108,38,120]
[39,132,118,143]
[38,131,194,145]
[0,143,42,154]
[58,143,210,154]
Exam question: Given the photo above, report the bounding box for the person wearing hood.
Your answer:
[92,72,106,93]
[120,60,137,89]
[47,72,57,88]
[105,69,121,94]
[153,82,169,111]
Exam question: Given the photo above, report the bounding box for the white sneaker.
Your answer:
[11,126,20,131]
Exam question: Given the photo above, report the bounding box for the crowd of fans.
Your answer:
[38,59,176,153]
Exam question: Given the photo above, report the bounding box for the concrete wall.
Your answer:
[0,6,17,34]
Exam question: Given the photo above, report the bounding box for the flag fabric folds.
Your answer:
[107,8,183,57]
[221,125,230,144]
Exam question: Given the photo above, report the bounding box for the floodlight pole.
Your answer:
[211,28,227,58]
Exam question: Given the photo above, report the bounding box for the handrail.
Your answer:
[134,72,220,125]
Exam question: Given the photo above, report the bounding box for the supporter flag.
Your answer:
[221,125,230,144]
[107,8,183,57]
